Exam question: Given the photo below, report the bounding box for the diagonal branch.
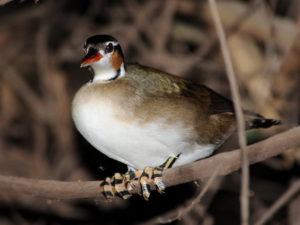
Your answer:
[208,1,249,224]
[0,127,299,201]
[254,179,300,225]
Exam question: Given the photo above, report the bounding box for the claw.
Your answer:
[140,167,153,200]
[138,154,180,199]
[153,167,165,194]
[99,154,180,200]
[124,170,138,192]
[138,165,168,199]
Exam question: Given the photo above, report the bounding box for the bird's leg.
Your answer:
[140,154,180,200]
[100,154,180,200]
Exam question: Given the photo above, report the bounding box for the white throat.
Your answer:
[92,61,125,83]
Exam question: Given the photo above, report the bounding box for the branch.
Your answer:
[208,1,249,224]
[254,179,300,225]
[0,127,299,201]
[159,166,221,223]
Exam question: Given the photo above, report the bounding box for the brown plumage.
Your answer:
[77,35,282,168]
[72,34,282,199]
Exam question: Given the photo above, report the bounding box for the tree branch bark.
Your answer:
[0,127,299,201]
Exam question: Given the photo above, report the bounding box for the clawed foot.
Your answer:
[100,172,133,200]
[100,154,180,200]
[139,166,167,199]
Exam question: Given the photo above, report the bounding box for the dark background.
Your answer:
[0,0,299,224]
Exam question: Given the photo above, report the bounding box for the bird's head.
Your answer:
[81,35,125,82]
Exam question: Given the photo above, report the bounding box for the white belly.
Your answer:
[72,91,216,169]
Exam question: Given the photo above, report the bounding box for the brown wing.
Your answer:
[127,63,234,114]
[181,82,234,115]
[127,63,281,132]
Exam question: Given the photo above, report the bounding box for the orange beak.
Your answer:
[80,49,103,67]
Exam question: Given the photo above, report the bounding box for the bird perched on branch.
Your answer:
[72,34,281,200]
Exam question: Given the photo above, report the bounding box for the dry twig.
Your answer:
[158,166,221,224]
[208,0,249,225]
[254,180,300,225]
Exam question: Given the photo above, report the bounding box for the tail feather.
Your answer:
[250,118,282,129]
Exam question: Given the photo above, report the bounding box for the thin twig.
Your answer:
[0,126,297,200]
[208,1,249,225]
[138,176,224,225]
[1,67,50,122]
[159,166,221,224]
[254,180,300,225]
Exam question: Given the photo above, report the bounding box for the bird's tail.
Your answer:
[244,111,282,129]
[250,118,282,129]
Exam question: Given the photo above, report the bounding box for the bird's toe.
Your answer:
[113,172,132,199]
[153,166,165,194]
[100,177,114,200]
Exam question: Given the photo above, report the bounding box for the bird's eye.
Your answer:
[105,43,114,53]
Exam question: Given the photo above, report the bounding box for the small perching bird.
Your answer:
[72,35,281,199]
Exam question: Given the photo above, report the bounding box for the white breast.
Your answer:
[72,84,216,170]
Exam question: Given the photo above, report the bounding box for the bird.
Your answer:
[72,34,281,200]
